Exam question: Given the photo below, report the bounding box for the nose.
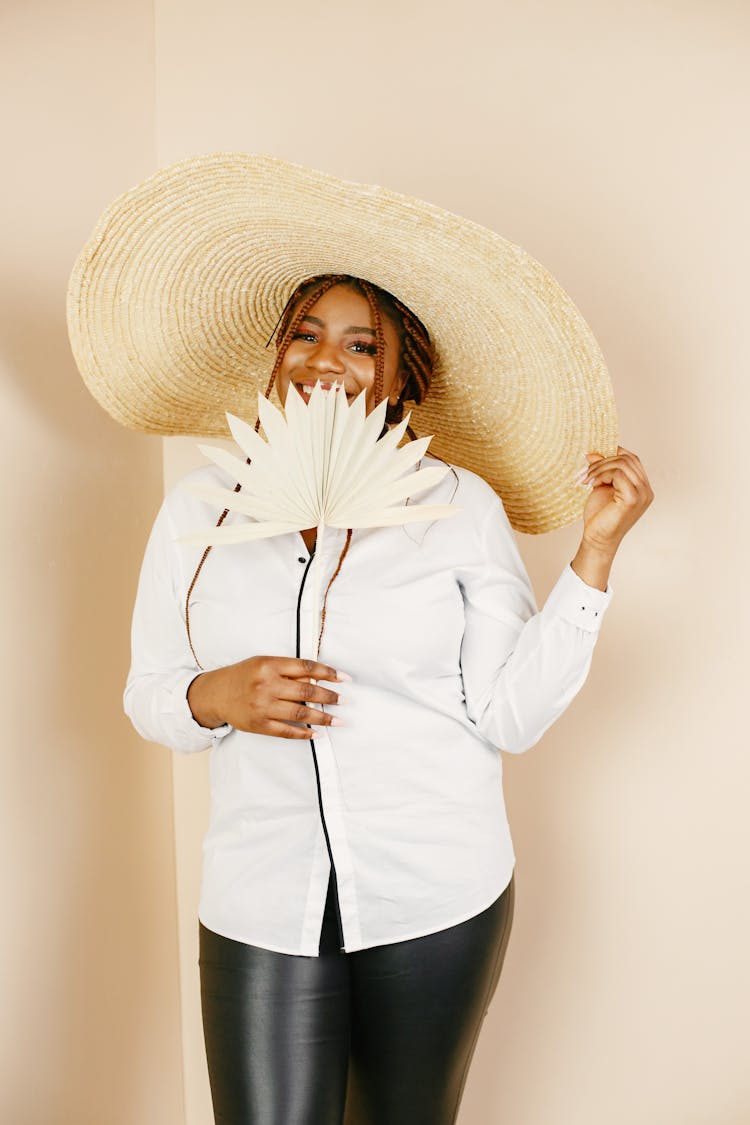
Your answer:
[306,340,346,375]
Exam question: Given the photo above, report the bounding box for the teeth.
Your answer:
[293,382,354,403]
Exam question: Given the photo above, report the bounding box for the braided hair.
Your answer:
[267,272,435,429]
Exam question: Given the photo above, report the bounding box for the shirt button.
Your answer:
[298,556,307,564]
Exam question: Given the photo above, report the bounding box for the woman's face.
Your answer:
[276,284,405,417]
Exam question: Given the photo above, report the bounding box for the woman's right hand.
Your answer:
[186,656,348,739]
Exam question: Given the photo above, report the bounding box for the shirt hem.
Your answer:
[199,865,516,957]
[341,868,516,952]
[198,913,324,957]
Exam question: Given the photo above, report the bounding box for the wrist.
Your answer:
[571,539,616,592]
[579,536,619,561]
[187,671,225,730]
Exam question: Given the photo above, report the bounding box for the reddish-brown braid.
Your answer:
[185,273,445,669]
[357,279,386,407]
[317,528,353,656]
[385,291,434,428]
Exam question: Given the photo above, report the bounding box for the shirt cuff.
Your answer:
[542,563,613,633]
[171,671,233,746]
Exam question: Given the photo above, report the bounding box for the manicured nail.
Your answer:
[334,695,347,704]
[571,466,588,483]
[336,671,352,681]
[329,717,345,726]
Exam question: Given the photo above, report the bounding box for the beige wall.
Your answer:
[157,2,749,1123]
[0,4,184,1124]
[3,1,748,1123]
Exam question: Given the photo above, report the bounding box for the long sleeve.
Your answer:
[123,495,232,754]
[458,490,613,754]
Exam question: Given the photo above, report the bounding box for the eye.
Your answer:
[350,341,377,355]
[292,331,317,343]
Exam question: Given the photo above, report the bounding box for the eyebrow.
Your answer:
[301,314,377,337]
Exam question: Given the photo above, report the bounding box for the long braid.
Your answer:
[386,292,433,423]
[317,528,353,656]
[358,279,385,408]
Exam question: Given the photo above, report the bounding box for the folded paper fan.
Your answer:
[179,382,459,660]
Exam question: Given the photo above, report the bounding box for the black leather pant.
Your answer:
[199,869,515,1125]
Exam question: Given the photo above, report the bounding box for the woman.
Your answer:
[68,156,654,1125]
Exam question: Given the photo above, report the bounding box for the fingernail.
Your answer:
[329,717,345,727]
[571,466,588,483]
[336,671,352,681]
[335,695,347,704]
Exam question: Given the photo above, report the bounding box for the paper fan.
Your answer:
[179,381,459,660]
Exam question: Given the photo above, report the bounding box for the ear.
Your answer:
[387,370,408,405]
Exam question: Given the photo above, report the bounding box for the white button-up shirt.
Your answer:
[124,453,613,956]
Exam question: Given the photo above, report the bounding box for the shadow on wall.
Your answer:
[1,287,185,1123]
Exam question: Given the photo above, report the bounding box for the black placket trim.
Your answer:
[296,543,346,953]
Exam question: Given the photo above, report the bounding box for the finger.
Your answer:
[260,718,328,740]
[587,449,634,471]
[589,447,640,472]
[604,446,650,485]
[585,451,651,497]
[276,677,343,707]
[270,700,343,728]
[273,657,350,683]
[586,460,643,490]
[273,706,344,733]
[614,446,649,483]
[587,465,642,500]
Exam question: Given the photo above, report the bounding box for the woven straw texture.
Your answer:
[66,152,618,533]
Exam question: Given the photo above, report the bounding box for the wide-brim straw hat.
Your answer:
[66,152,618,533]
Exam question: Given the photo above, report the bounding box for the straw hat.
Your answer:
[66,152,618,533]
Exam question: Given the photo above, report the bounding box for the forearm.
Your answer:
[471,611,607,752]
[462,554,613,754]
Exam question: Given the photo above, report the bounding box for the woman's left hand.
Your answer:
[579,445,654,555]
